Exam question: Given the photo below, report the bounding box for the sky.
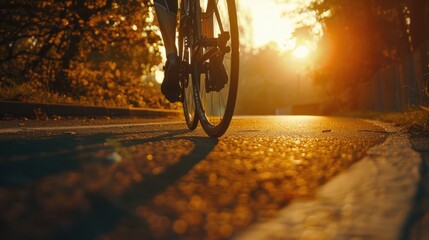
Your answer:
[238,0,320,52]
[238,0,296,50]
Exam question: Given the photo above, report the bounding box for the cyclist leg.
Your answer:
[154,0,181,102]
[154,0,178,57]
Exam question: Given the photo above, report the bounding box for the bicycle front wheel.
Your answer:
[193,0,239,137]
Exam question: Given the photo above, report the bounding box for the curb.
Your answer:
[236,121,421,240]
[0,101,182,118]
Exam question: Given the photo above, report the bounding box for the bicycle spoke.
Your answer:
[193,0,238,137]
[213,1,224,33]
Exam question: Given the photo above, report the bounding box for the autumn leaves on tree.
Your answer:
[0,0,171,108]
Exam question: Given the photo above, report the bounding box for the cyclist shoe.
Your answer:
[207,56,228,92]
[161,55,181,103]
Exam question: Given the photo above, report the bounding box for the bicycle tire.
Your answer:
[193,0,239,137]
[179,1,198,130]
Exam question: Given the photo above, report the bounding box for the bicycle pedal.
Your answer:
[204,60,228,93]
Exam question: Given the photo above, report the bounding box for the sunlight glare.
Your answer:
[293,45,309,58]
[238,0,322,55]
[155,70,164,84]
[239,0,294,51]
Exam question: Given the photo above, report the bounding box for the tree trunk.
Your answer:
[409,0,428,49]
[409,0,429,104]
[52,34,80,93]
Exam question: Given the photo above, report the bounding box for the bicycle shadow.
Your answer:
[1,132,117,186]
[1,129,218,240]
[50,132,219,240]
[0,129,199,186]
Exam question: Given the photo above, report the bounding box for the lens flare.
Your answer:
[293,46,309,58]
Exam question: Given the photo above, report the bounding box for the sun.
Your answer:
[293,45,310,58]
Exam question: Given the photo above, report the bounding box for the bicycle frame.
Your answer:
[180,0,231,69]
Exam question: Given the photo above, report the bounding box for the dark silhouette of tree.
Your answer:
[409,0,429,50]
[282,0,428,112]
[409,0,429,102]
[1,0,164,107]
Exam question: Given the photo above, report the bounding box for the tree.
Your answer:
[236,44,299,115]
[284,0,416,112]
[409,0,429,50]
[1,0,164,107]
[409,0,429,103]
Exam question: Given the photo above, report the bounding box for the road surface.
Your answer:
[0,116,421,239]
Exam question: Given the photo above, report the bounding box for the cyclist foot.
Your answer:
[161,54,181,103]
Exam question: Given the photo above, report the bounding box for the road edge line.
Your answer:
[0,121,184,134]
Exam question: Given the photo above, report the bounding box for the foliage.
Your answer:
[281,0,429,113]
[310,0,410,112]
[236,45,301,115]
[0,0,173,108]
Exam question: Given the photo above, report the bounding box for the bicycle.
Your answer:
[178,0,239,137]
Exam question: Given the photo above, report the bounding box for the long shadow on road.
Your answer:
[0,129,204,186]
[53,134,218,240]
[0,130,218,240]
[0,132,121,186]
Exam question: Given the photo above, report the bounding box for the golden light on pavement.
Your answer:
[293,45,310,58]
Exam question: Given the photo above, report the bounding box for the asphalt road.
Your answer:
[0,116,408,239]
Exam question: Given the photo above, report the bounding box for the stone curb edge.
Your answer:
[235,120,421,240]
[0,101,182,118]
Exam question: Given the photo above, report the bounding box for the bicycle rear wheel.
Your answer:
[179,3,198,130]
[193,0,239,137]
